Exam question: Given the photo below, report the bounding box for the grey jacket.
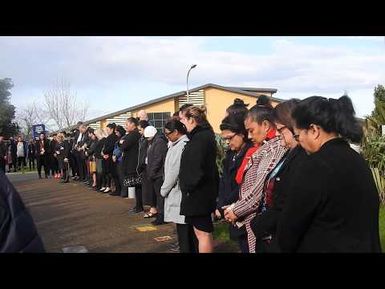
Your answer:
[160,134,189,224]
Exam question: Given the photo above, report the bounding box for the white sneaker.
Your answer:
[103,187,111,193]
[99,187,106,191]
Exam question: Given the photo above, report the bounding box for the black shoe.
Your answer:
[151,218,166,226]
[60,179,69,183]
[128,207,144,214]
[108,191,120,196]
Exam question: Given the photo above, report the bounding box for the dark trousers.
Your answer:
[239,235,249,253]
[49,156,59,175]
[0,159,5,173]
[149,177,164,217]
[69,152,77,177]
[17,157,26,170]
[11,155,17,171]
[117,163,127,196]
[28,156,36,170]
[75,154,87,180]
[111,161,120,193]
[176,223,199,253]
[61,161,70,181]
[134,185,144,210]
[37,155,48,177]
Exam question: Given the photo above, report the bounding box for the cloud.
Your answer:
[1,36,383,118]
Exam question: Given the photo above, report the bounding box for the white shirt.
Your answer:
[77,133,83,144]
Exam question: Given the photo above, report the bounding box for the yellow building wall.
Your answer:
[204,87,279,133]
[131,98,176,117]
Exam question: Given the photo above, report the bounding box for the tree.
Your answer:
[43,78,88,131]
[16,101,50,138]
[0,78,19,137]
[361,84,385,204]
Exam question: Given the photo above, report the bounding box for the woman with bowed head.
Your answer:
[277,95,381,252]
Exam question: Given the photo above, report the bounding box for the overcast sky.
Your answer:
[1,36,384,120]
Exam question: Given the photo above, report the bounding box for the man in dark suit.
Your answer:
[9,137,17,172]
[35,132,50,179]
[74,124,89,182]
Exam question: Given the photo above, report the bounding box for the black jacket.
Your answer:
[217,142,254,240]
[0,171,45,252]
[54,141,70,161]
[146,132,168,181]
[9,140,17,158]
[94,138,106,159]
[87,139,98,159]
[277,138,381,253]
[35,139,50,158]
[250,145,307,252]
[119,130,141,176]
[103,133,118,156]
[180,126,219,216]
[137,136,148,175]
[0,141,6,159]
[27,143,36,159]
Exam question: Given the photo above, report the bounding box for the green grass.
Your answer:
[379,206,385,252]
[213,221,240,252]
[214,206,385,252]
[213,221,230,241]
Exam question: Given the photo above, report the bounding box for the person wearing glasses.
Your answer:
[250,99,308,252]
[277,95,381,252]
[216,113,255,253]
[223,97,287,253]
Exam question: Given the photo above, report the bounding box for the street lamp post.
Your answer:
[186,64,197,103]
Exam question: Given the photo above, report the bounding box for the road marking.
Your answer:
[62,246,88,253]
[136,225,158,232]
[154,236,172,242]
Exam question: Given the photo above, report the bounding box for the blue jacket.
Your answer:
[0,171,45,252]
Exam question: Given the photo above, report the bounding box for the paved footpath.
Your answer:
[8,172,178,253]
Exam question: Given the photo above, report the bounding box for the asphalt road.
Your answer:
[8,172,178,253]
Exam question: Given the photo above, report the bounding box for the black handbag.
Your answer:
[123,174,142,187]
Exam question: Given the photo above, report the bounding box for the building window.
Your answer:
[147,112,171,132]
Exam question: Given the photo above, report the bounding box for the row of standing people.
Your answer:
[215,96,381,253]
[0,135,63,175]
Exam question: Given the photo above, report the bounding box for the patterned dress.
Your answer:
[232,137,287,253]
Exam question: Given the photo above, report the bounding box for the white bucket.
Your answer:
[128,187,136,199]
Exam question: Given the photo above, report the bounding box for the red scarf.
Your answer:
[235,128,277,185]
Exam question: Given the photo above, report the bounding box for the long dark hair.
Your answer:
[247,96,274,125]
[183,105,213,130]
[220,113,248,141]
[292,95,363,143]
[226,98,249,118]
[106,123,116,133]
[272,99,301,133]
[164,119,187,135]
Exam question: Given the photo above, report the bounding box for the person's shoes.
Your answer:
[103,187,111,193]
[60,179,69,183]
[109,191,120,196]
[169,242,180,253]
[144,211,158,218]
[99,187,106,192]
[128,207,144,214]
[151,218,166,226]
